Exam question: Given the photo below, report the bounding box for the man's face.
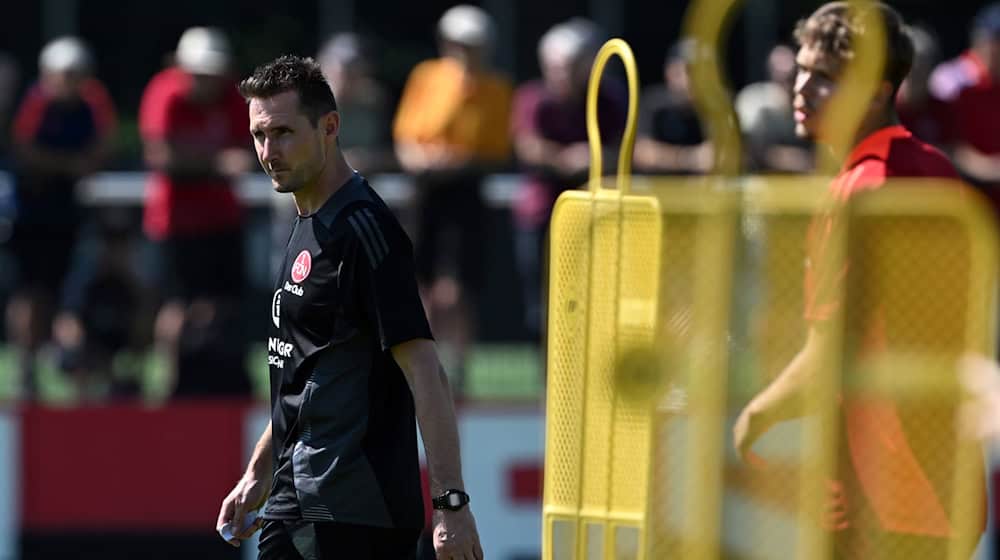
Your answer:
[792,43,842,140]
[249,91,331,194]
[41,70,85,101]
[541,50,575,100]
[188,73,227,104]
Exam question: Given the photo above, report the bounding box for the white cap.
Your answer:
[39,36,93,74]
[438,5,494,47]
[176,26,231,75]
[539,18,601,63]
[319,33,364,67]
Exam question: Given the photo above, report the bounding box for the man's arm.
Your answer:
[953,143,1000,184]
[216,421,272,547]
[634,137,714,174]
[392,338,483,560]
[733,326,827,459]
[144,139,251,179]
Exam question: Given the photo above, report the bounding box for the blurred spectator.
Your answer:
[896,24,950,148]
[510,18,624,335]
[634,39,712,175]
[393,5,513,390]
[318,33,396,173]
[930,2,1000,209]
[138,27,252,397]
[7,36,117,398]
[53,208,142,400]
[735,44,813,173]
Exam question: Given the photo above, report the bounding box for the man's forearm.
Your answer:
[954,144,1000,183]
[416,367,466,495]
[393,340,466,495]
[747,328,824,428]
[246,421,273,481]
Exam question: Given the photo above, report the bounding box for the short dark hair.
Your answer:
[238,55,337,122]
[794,2,914,94]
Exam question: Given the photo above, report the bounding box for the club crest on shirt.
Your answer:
[291,250,312,283]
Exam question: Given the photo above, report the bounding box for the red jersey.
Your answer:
[950,51,1000,156]
[139,67,248,239]
[803,125,983,539]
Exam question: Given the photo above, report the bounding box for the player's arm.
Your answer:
[216,421,272,546]
[392,339,484,560]
[634,136,714,174]
[953,143,1000,184]
[734,325,828,460]
[144,139,250,179]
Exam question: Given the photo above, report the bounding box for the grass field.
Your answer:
[0,343,544,404]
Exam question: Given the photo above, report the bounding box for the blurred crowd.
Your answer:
[0,3,998,403]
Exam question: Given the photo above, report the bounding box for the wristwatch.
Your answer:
[432,489,471,511]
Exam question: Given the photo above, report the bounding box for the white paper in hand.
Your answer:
[219,509,259,542]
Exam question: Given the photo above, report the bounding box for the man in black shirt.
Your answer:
[216,55,483,560]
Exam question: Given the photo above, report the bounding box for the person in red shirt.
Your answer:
[8,36,117,398]
[138,27,253,396]
[937,3,1000,214]
[733,3,986,558]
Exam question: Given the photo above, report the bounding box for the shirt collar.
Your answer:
[842,125,911,172]
[311,172,365,225]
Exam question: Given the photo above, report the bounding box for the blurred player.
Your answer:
[733,3,986,558]
[8,36,116,398]
[510,17,622,336]
[393,5,513,392]
[216,55,482,560]
[634,39,713,175]
[138,27,252,397]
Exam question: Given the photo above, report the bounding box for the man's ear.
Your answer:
[322,111,340,140]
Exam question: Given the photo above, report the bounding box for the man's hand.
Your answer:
[823,479,850,531]
[216,476,267,547]
[433,508,484,560]
[733,403,764,463]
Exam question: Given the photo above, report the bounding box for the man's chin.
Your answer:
[271,179,298,194]
[794,122,817,142]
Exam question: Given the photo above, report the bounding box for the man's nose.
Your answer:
[262,138,280,163]
[794,72,814,96]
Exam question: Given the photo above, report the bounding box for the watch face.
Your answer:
[449,493,463,507]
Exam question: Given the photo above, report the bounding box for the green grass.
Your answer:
[0,343,544,404]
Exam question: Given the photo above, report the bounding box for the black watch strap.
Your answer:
[432,489,471,511]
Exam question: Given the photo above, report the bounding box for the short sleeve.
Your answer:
[347,205,433,350]
[79,79,118,139]
[138,74,181,141]
[11,85,48,144]
[392,61,434,143]
[802,213,847,323]
[476,74,513,161]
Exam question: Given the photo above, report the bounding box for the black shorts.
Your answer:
[412,171,484,293]
[152,228,245,301]
[257,519,420,560]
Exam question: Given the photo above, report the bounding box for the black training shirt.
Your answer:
[263,173,431,529]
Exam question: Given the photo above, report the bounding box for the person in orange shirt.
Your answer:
[393,4,513,393]
[733,3,986,558]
